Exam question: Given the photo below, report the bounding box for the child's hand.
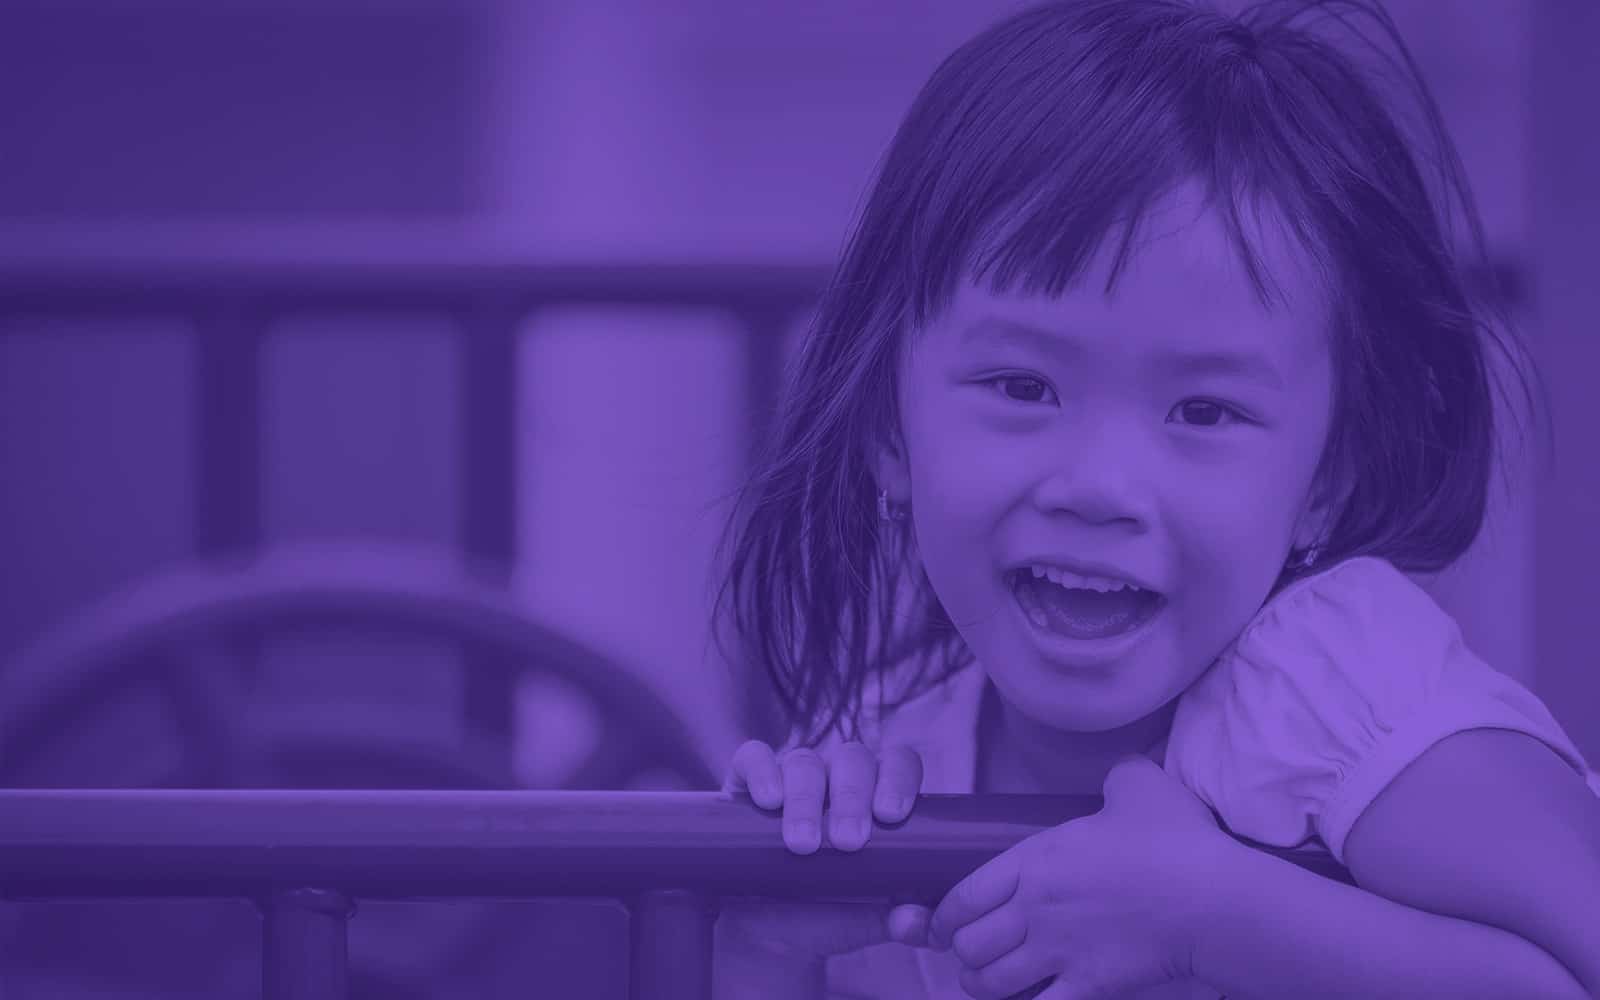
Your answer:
[717,739,932,965]
[724,738,924,853]
[927,756,1234,1000]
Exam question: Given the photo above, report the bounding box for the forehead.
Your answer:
[928,186,1330,374]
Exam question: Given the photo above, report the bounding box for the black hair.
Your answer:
[715,0,1543,745]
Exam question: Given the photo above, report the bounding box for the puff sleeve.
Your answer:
[1166,556,1599,865]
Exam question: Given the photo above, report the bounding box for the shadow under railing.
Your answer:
[0,788,1354,1000]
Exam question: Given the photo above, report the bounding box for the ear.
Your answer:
[1291,469,1347,551]
[875,428,911,506]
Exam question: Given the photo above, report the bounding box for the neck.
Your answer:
[978,679,1176,795]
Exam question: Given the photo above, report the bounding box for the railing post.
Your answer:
[630,889,717,1000]
[261,887,355,1000]
[194,296,267,558]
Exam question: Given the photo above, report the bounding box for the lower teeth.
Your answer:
[1023,595,1055,631]
[1014,573,1158,639]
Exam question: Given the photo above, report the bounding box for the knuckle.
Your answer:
[881,748,924,792]
[731,742,774,777]
[784,788,822,810]
[780,746,823,770]
[957,968,999,1000]
[781,752,823,780]
[887,744,924,771]
[737,740,772,763]
[828,744,876,781]
[948,924,977,963]
[954,878,980,909]
[832,740,875,764]
[829,773,873,801]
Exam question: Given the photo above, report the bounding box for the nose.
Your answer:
[1029,421,1153,530]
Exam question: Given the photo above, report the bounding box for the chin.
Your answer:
[996,669,1173,734]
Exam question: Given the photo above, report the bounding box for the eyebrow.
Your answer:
[961,316,1286,392]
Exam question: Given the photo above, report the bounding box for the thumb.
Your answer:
[1101,755,1216,827]
[885,903,932,946]
[1100,753,1166,804]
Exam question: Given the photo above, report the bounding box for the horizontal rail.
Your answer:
[0,789,1352,903]
[0,258,829,313]
[0,245,1523,313]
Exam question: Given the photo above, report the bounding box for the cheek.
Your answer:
[1166,449,1315,645]
[1168,447,1301,545]
[903,447,1016,621]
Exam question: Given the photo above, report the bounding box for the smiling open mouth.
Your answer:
[1008,568,1165,641]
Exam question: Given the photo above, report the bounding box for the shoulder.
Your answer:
[1167,556,1596,861]
[1232,555,1450,672]
[1180,555,1504,718]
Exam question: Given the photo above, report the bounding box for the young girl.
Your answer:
[713,1,1600,998]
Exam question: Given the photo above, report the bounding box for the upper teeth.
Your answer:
[1029,564,1139,593]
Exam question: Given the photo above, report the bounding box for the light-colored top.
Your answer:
[821,556,1600,1000]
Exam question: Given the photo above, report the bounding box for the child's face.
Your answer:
[882,186,1334,732]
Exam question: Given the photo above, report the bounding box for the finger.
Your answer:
[1002,980,1058,1000]
[1031,976,1086,1000]
[723,740,783,809]
[929,853,1021,949]
[885,903,931,946]
[949,903,1027,969]
[957,945,1053,1000]
[824,742,877,851]
[1099,753,1162,807]
[716,899,894,959]
[872,745,923,823]
[779,747,826,854]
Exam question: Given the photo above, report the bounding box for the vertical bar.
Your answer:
[1531,0,1600,766]
[457,296,523,745]
[736,304,790,471]
[262,888,354,1000]
[195,297,265,556]
[630,890,716,1000]
[457,295,521,573]
[735,304,793,745]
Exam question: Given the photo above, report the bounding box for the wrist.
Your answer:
[1182,834,1262,984]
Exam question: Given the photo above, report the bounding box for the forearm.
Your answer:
[1196,843,1591,1000]
[712,914,827,1000]
[713,949,824,1000]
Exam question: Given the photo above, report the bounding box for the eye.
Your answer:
[1167,398,1248,428]
[982,374,1057,405]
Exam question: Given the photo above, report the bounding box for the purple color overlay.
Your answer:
[1,2,1595,999]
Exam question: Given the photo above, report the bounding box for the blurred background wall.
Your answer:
[0,0,1594,780]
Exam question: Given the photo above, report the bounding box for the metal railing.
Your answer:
[0,788,1354,1000]
[0,246,827,740]
[0,248,823,567]
[0,244,1526,743]
[0,245,1494,997]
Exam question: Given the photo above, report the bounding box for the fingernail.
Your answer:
[844,817,870,844]
[887,795,909,817]
[790,820,819,850]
